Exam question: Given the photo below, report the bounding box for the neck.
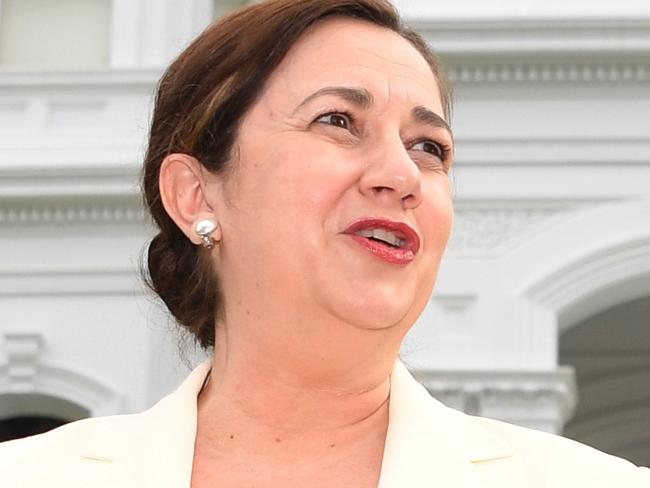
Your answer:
[192,291,410,472]
[199,324,398,433]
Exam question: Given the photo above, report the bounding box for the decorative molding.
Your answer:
[0,191,606,261]
[0,162,141,194]
[446,62,650,85]
[448,201,590,255]
[2,333,43,393]
[448,208,562,254]
[453,138,650,167]
[433,294,476,314]
[413,366,577,434]
[0,197,145,227]
[0,190,601,260]
[0,68,160,89]
[409,18,650,86]
[410,18,650,55]
[0,269,146,297]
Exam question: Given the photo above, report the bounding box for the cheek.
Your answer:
[234,140,361,240]
[421,183,454,255]
[275,144,361,210]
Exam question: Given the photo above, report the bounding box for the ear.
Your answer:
[158,153,223,245]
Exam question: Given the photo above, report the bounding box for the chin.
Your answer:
[330,282,422,331]
[311,252,439,331]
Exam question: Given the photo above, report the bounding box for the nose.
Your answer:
[359,135,422,210]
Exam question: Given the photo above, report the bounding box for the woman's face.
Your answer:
[211,17,454,333]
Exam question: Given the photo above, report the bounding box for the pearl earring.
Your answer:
[194,219,219,249]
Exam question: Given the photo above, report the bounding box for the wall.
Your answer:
[0,0,648,458]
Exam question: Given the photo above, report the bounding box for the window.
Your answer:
[0,0,110,69]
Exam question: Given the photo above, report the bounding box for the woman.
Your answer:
[1,0,648,486]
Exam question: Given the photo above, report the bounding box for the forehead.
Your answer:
[263,17,443,116]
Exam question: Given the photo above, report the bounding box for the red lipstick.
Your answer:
[342,218,420,265]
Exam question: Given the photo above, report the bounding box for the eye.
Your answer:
[411,140,445,159]
[314,112,352,130]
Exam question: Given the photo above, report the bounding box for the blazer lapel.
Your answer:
[377,361,513,488]
[78,361,212,487]
[76,359,511,487]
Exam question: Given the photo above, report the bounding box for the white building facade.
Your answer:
[0,0,648,466]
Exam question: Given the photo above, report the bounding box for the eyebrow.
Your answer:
[294,85,453,141]
[293,86,374,114]
[412,105,454,142]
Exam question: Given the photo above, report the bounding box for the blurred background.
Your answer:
[0,0,648,467]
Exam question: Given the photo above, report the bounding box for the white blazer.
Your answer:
[1,360,648,487]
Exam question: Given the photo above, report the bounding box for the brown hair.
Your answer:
[142,0,452,350]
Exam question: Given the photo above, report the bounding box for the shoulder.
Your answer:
[391,361,649,486]
[0,411,141,455]
[0,363,206,487]
[0,413,140,456]
[0,412,144,485]
[467,413,650,486]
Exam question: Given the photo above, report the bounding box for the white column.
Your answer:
[110,0,213,69]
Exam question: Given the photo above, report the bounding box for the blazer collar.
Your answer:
[80,360,511,487]
[377,361,513,488]
[80,361,211,487]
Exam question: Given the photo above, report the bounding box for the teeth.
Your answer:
[355,228,405,247]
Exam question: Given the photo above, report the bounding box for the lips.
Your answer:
[342,218,421,265]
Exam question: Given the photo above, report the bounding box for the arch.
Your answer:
[0,392,89,421]
[0,362,124,418]
[501,199,650,332]
[502,199,650,461]
[558,294,650,466]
